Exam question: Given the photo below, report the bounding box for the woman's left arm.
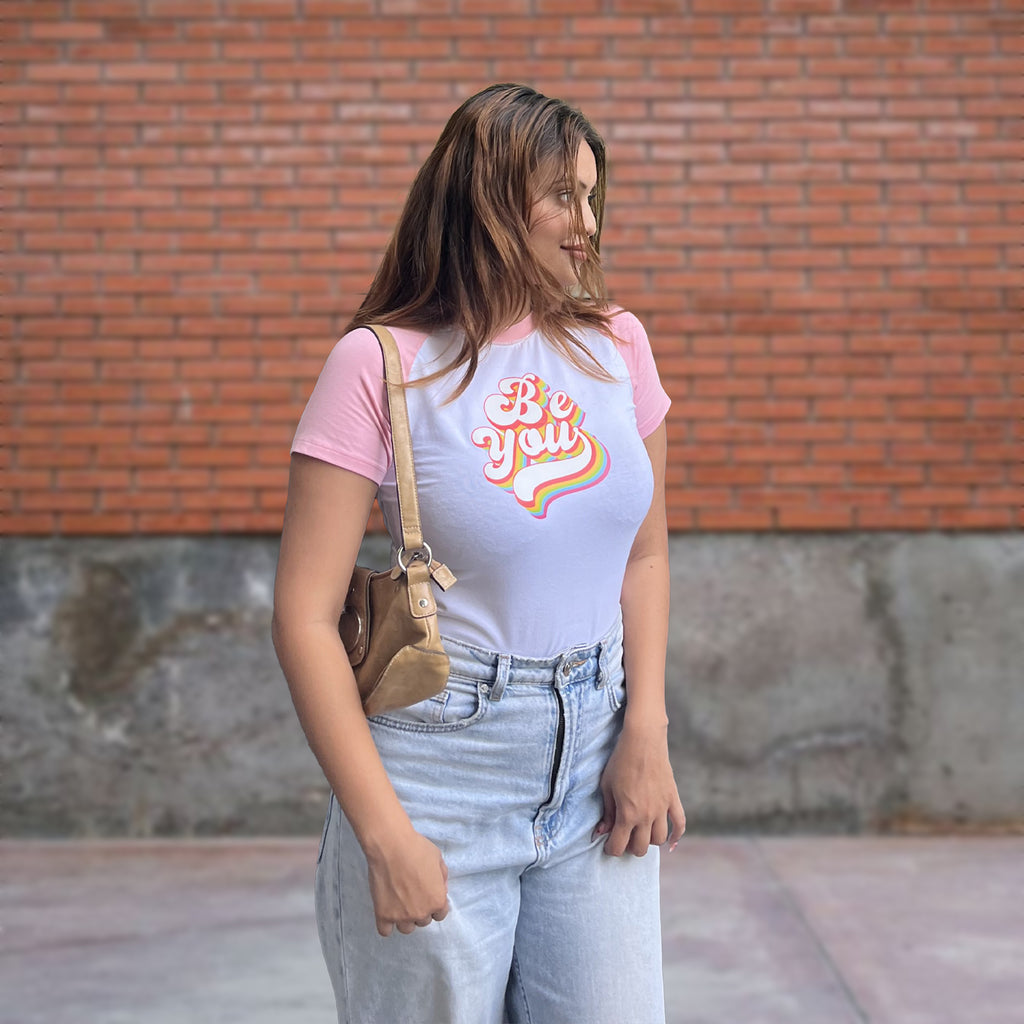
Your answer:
[595,419,686,857]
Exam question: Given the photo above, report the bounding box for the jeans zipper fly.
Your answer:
[546,686,566,808]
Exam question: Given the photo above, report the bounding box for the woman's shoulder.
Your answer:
[327,322,437,381]
[325,323,382,361]
[605,306,649,345]
[567,306,651,358]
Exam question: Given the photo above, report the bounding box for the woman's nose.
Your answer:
[582,200,597,238]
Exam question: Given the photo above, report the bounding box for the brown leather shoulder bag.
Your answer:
[337,324,457,717]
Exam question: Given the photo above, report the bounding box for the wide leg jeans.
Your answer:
[314,616,665,1024]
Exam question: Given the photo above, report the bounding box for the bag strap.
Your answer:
[366,324,424,556]
[365,324,456,590]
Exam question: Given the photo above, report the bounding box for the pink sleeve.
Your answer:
[290,327,393,485]
[611,309,671,438]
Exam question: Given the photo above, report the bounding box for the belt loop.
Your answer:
[591,636,604,689]
[554,654,570,689]
[489,654,511,701]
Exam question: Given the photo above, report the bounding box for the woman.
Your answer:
[272,83,685,1024]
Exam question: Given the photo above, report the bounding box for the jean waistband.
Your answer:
[441,613,624,693]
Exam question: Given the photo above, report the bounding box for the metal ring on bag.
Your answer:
[339,606,363,656]
[396,543,432,573]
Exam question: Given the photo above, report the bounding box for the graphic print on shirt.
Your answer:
[470,373,610,518]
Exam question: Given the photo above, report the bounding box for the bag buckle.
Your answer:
[395,543,432,574]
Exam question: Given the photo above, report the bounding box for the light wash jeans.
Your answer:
[314,615,665,1024]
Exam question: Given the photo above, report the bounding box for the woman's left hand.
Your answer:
[594,720,686,857]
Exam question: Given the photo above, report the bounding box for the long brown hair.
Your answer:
[346,83,618,398]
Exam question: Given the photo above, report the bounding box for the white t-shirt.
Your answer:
[291,309,670,658]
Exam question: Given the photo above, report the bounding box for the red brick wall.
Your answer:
[4,1,1020,534]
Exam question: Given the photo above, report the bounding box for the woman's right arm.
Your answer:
[271,452,449,936]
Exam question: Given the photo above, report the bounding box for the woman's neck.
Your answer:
[498,303,531,332]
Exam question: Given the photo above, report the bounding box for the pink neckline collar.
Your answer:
[491,314,535,345]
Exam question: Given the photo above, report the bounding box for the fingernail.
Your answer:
[668,841,678,853]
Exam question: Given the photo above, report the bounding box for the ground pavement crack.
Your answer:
[752,838,870,1023]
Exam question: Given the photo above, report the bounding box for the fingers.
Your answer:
[604,809,687,857]
[628,825,656,857]
[668,797,687,852]
[608,824,655,857]
[378,894,449,938]
[592,786,615,841]
[603,819,635,857]
[378,909,446,937]
[651,816,670,848]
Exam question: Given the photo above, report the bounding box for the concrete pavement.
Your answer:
[1,836,1020,1023]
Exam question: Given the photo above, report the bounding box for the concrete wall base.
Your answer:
[1,534,1020,836]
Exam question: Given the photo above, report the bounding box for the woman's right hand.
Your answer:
[364,828,450,937]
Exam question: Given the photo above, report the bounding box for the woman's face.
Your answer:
[527,141,599,289]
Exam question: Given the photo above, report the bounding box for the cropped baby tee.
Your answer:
[291,309,670,658]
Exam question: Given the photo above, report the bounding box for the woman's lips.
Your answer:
[561,246,587,260]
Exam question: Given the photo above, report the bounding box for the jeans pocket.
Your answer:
[439,677,486,725]
[369,691,447,728]
[316,793,334,866]
[369,679,488,733]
